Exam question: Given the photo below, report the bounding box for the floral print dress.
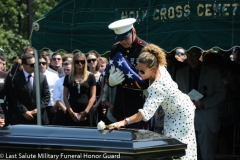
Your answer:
[139,66,197,160]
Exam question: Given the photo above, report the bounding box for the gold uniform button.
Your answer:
[126,50,129,53]
[125,84,127,86]
[125,55,128,58]
[139,94,142,96]
[131,83,133,85]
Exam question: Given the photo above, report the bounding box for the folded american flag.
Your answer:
[103,52,145,83]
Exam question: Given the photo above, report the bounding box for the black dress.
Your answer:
[63,73,96,126]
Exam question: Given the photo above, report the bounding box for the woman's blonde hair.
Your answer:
[138,44,167,68]
[68,52,90,84]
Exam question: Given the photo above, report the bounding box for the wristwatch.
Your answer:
[125,118,130,125]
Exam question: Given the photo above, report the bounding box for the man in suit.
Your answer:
[176,47,226,160]
[166,50,188,82]
[11,53,50,125]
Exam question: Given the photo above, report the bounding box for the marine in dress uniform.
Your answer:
[107,18,149,129]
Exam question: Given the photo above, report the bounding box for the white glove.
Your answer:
[109,65,125,86]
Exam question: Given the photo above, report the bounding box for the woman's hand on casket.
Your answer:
[108,120,127,130]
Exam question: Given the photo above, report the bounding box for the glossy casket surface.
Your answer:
[0,125,186,159]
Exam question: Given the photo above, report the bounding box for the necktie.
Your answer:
[27,74,32,95]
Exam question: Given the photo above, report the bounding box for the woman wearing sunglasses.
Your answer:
[86,51,101,83]
[109,44,197,160]
[87,50,107,126]
[63,52,96,126]
[86,51,103,126]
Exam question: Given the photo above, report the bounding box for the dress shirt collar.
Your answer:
[23,69,34,81]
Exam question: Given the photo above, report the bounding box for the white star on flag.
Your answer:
[126,71,133,79]
[117,59,123,66]
[109,60,114,65]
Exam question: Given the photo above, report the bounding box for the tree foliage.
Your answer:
[0,0,59,69]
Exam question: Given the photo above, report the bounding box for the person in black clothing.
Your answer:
[4,57,23,125]
[11,54,50,125]
[176,48,226,160]
[87,51,101,126]
[0,70,7,127]
[166,50,188,82]
[63,52,96,126]
[0,70,8,126]
[107,18,149,129]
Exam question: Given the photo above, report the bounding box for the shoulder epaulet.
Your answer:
[138,39,148,47]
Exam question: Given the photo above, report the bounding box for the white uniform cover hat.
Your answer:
[108,18,136,41]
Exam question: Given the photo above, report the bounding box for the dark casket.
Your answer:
[0,125,186,159]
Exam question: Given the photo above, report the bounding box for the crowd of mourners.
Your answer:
[0,18,239,160]
[0,46,239,156]
[0,47,111,127]
[168,47,240,157]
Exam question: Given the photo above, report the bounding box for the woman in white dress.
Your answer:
[110,44,197,160]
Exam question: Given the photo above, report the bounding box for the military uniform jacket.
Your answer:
[110,37,149,120]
